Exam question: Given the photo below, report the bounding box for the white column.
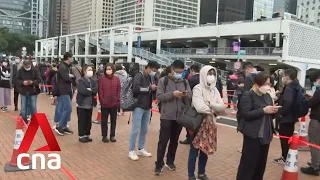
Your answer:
[51,39,55,58]
[96,33,101,68]
[40,41,44,58]
[156,28,161,55]
[45,41,49,57]
[109,30,115,56]
[127,25,133,62]
[66,36,70,53]
[58,38,62,59]
[75,35,79,61]
[85,33,90,64]
[35,41,39,58]
[298,65,307,87]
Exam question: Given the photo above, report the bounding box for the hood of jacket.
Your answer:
[287,79,301,91]
[199,65,217,90]
[114,70,128,78]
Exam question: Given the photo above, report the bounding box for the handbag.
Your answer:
[177,105,204,131]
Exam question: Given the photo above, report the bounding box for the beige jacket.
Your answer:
[192,66,225,120]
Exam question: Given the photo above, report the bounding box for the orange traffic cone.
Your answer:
[4,116,32,172]
[298,116,309,151]
[92,105,101,124]
[281,135,299,180]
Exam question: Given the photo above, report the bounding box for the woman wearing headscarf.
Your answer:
[0,59,11,112]
[188,65,226,180]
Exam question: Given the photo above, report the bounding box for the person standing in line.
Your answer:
[54,52,75,135]
[179,64,200,145]
[0,59,12,112]
[71,60,82,87]
[237,72,278,180]
[154,60,192,175]
[98,63,121,143]
[15,60,41,123]
[12,58,22,111]
[38,59,48,93]
[45,64,52,95]
[76,65,98,143]
[114,64,128,116]
[128,61,160,161]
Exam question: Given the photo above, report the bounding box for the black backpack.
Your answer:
[157,76,188,113]
[52,74,60,96]
[293,87,309,118]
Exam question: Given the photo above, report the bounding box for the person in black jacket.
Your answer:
[301,72,320,176]
[179,64,200,145]
[15,60,41,123]
[38,59,48,93]
[274,69,301,164]
[0,59,12,112]
[12,58,22,111]
[237,72,278,180]
[54,52,75,136]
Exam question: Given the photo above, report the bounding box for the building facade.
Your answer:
[253,0,275,19]
[274,0,297,15]
[0,0,48,37]
[48,0,71,37]
[200,0,247,24]
[70,0,113,34]
[114,0,200,28]
[297,0,320,26]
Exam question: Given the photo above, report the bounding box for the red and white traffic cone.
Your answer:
[4,116,32,172]
[92,105,101,124]
[281,135,299,180]
[298,116,309,151]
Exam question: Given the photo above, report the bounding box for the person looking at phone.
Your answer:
[155,60,192,176]
[237,72,278,180]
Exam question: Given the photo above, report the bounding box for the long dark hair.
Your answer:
[104,63,115,76]
[81,64,90,77]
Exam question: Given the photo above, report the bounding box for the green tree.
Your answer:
[0,27,9,51]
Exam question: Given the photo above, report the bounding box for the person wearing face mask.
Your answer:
[76,65,98,143]
[0,60,12,112]
[188,66,225,180]
[98,63,121,143]
[236,72,278,180]
[15,60,41,123]
[12,58,22,111]
[128,61,160,161]
[154,60,192,175]
[38,59,48,93]
[274,69,302,164]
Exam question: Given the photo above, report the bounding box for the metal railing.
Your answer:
[162,47,283,56]
[158,49,205,68]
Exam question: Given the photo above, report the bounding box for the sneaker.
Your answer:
[79,137,89,143]
[165,164,176,171]
[188,177,196,180]
[1,107,7,112]
[137,149,152,157]
[154,166,163,176]
[52,124,57,130]
[179,139,189,145]
[63,127,74,135]
[128,151,139,161]
[110,136,116,142]
[55,126,65,136]
[301,166,320,176]
[273,157,285,164]
[102,137,109,143]
[85,136,93,142]
[198,174,209,180]
[67,124,70,128]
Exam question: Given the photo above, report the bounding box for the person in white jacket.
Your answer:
[188,65,226,180]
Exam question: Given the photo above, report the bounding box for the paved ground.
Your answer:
[0,92,318,180]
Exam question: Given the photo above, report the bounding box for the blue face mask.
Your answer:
[173,72,182,79]
[149,71,156,77]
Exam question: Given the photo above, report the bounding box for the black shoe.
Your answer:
[179,139,190,145]
[110,136,116,142]
[188,177,196,180]
[86,136,93,142]
[63,127,74,135]
[102,137,109,143]
[55,126,65,136]
[165,164,176,171]
[273,157,285,164]
[301,166,320,176]
[154,166,163,176]
[198,174,209,180]
[79,137,89,143]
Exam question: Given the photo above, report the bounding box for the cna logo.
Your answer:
[17,113,61,170]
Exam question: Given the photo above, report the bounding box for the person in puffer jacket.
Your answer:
[114,64,128,116]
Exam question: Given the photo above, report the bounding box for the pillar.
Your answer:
[66,36,70,53]
[58,38,62,59]
[85,33,90,64]
[51,39,55,58]
[298,66,307,87]
[35,41,39,58]
[75,35,79,61]
[127,25,133,62]
[156,28,161,55]
[40,41,44,58]
[45,41,49,58]
[96,33,101,68]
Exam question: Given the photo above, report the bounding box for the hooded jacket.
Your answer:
[114,70,128,85]
[192,66,224,117]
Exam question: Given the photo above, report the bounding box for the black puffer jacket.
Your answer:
[57,62,75,97]
[15,67,41,95]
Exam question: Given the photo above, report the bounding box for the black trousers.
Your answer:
[185,128,190,140]
[14,90,19,108]
[77,107,93,137]
[279,123,295,159]
[156,119,183,168]
[236,136,270,180]
[101,107,117,137]
[227,90,235,106]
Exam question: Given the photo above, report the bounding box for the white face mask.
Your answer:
[207,75,215,85]
[259,85,270,94]
[32,62,37,66]
[2,62,8,66]
[86,70,93,78]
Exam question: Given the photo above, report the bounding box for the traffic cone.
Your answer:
[281,135,299,180]
[298,116,309,151]
[4,116,32,172]
[92,105,101,124]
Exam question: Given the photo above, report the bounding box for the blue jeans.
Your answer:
[40,78,47,93]
[54,95,72,128]
[129,107,151,151]
[21,95,37,123]
[188,135,208,177]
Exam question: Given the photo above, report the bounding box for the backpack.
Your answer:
[120,73,142,111]
[293,87,309,118]
[157,76,188,112]
[52,74,60,96]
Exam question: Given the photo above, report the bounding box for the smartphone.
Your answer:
[276,106,282,109]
